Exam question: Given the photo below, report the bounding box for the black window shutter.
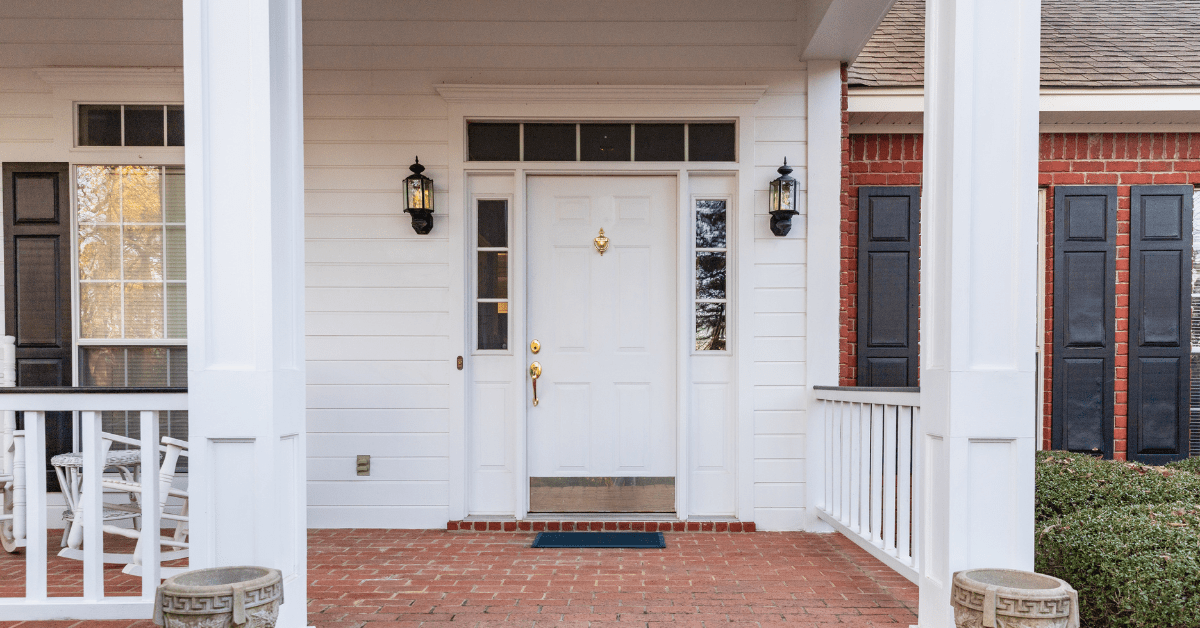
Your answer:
[856,186,920,387]
[3,162,73,490]
[1052,186,1116,458]
[1128,185,1193,464]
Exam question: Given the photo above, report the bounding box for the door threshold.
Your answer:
[449,514,754,532]
[523,512,682,522]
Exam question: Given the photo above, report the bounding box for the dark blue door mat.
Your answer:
[531,532,666,548]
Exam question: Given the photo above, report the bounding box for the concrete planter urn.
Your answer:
[153,566,284,628]
[951,569,1079,628]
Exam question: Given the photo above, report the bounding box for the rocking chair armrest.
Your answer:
[100,432,143,448]
[161,436,189,450]
[101,479,188,499]
[102,432,190,456]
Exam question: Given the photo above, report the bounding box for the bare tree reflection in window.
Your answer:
[696,200,726,248]
[695,199,728,351]
[697,303,727,351]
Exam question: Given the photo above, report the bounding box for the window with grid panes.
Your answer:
[75,165,188,450]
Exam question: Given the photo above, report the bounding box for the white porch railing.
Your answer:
[0,388,188,620]
[813,386,921,583]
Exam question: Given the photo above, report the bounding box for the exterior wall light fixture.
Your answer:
[404,157,434,234]
[768,158,799,236]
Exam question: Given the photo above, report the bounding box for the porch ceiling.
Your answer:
[0,0,893,74]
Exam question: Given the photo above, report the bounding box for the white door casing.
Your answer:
[526,176,678,480]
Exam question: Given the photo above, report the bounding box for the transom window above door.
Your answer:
[467,122,735,162]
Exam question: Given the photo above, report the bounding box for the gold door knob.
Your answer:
[529,361,542,406]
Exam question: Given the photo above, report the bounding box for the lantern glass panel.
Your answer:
[407,177,433,211]
[780,180,794,213]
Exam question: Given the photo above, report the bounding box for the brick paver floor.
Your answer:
[308,529,917,627]
[1,529,917,628]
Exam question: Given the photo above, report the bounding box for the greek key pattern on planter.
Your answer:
[162,603,280,628]
[162,581,283,614]
[952,583,1072,618]
[164,616,228,628]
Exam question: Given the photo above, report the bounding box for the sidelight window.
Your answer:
[695,199,728,351]
[476,199,509,351]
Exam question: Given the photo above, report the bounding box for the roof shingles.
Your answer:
[847,0,1200,88]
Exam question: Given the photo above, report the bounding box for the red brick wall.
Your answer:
[842,130,1200,458]
[840,133,924,386]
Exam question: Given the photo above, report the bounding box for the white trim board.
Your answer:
[436,84,769,105]
[35,67,184,88]
[849,86,1200,114]
[850,123,1200,135]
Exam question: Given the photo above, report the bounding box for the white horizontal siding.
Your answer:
[750,93,809,528]
[300,1,812,530]
[0,0,816,530]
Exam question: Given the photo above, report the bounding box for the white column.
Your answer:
[805,59,843,532]
[919,0,1041,625]
[183,2,307,627]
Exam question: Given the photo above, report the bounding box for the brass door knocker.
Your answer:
[594,228,610,255]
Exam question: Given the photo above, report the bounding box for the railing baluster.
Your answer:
[841,401,852,522]
[12,425,25,546]
[858,403,870,534]
[883,404,898,554]
[849,402,862,530]
[822,400,831,512]
[898,404,914,566]
[832,401,843,520]
[81,411,104,599]
[139,410,162,597]
[869,404,884,546]
[24,411,47,599]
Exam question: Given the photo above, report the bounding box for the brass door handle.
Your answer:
[529,361,542,406]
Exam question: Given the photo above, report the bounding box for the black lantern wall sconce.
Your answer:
[404,157,434,235]
[768,158,799,236]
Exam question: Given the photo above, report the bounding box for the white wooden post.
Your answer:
[919,0,1041,625]
[183,1,307,627]
[23,411,46,599]
[805,59,842,532]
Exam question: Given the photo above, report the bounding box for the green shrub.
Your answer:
[1035,450,1200,523]
[1036,502,1200,628]
[1165,455,1200,476]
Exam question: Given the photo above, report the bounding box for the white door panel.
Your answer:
[527,176,677,479]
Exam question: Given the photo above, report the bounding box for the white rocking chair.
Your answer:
[58,434,189,571]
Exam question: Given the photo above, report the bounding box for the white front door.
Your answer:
[527,176,677,509]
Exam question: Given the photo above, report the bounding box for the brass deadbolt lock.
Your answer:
[356,454,371,476]
[530,339,540,354]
